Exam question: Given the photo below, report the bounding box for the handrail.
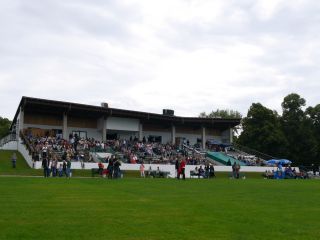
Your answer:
[232,143,275,160]
[182,144,201,154]
[0,133,16,146]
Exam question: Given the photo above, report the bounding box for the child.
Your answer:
[58,164,63,177]
[140,163,145,178]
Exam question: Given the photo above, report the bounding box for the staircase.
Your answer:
[207,151,246,166]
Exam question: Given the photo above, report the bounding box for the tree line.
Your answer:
[237,93,319,166]
[201,93,319,166]
[1,93,319,166]
[0,117,11,139]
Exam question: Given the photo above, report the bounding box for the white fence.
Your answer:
[1,140,298,177]
[33,161,295,178]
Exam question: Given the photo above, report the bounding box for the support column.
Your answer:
[229,127,233,144]
[102,117,107,142]
[63,113,68,140]
[202,126,206,150]
[18,107,24,137]
[171,125,176,145]
[138,123,143,141]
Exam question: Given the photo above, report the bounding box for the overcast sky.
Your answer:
[1,0,320,119]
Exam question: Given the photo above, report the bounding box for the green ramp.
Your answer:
[207,151,246,166]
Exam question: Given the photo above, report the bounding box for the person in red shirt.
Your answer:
[178,158,186,180]
[98,161,104,176]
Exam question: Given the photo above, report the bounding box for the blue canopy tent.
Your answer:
[278,159,292,165]
[266,159,292,165]
[266,159,279,165]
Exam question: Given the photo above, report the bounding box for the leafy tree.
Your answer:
[0,117,12,139]
[305,104,320,164]
[237,103,288,157]
[280,93,318,165]
[199,109,242,118]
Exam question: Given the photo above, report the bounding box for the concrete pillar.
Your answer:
[63,113,68,140]
[102,118,107,142]
[229,127,233,144]
[139,123,143,141]
[18,107,24,137]
[202,126,206,150]
[171,125,176,145]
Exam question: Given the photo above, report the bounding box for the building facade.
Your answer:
[11,97,240,149]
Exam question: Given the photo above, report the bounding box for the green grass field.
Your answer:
[1,150,320,240]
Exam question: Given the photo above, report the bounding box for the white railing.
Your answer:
[0,134,16,147]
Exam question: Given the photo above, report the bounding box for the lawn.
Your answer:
[1,150,319,240]
[0,176,319,240]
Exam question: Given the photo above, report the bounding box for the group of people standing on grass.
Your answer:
[98,155,122,179]
[41,153,72,178]
[193,164,216,178]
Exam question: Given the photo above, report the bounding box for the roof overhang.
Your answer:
[11,96,241,130]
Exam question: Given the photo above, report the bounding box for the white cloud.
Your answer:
[0,0,320,119]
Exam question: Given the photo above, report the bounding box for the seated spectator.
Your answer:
[198,166,205,178]
[194,166,199,176]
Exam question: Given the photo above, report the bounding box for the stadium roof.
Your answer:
[11,96,241,130]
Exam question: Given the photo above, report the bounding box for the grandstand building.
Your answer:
[11,97,240,148]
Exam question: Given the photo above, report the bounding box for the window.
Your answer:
[72,131,87,139]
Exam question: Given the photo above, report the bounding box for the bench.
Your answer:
[190,170,200,178]
[147,170,170,178]
[91,168,108,177]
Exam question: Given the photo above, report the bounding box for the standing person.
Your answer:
[209,164,215,178]
[175,158,179,178]
[236,163,241,179]
[232,162,237,178]
[58,164,63,177]
[42,157,49,178]
[113,158,121,179]
[140,162,145,178]
[107,156,114,179]
[178,158,186,180]
[66,158,72,178]
[51,156,58,177]
[42,142,48,159]
[205,164,210,178]
[98,161,104,176]
[11,153,17,168]
[62,160,67,177]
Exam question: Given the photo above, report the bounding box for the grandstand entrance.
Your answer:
[106,130,138,141]
[148,135,162,143]
[106,133,117,140]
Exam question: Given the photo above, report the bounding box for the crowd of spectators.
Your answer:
[263,165,308,179]
[21,130,208,166]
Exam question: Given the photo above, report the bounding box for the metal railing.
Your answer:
[232,143,275,160]
[0,133,17,147]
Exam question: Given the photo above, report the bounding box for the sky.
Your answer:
[1,0,320,119]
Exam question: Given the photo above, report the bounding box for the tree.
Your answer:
[237,103,288,157]
[0,117,12,139]
[199,109,242,119]
[281,93,318,166]
[305,104,320,164]
[236,93,320,166]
